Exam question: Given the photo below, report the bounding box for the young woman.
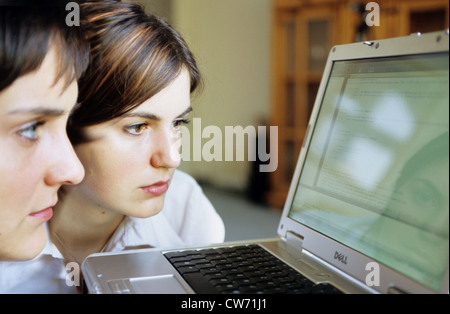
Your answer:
[0,1,224,293]
[0,4,88,261]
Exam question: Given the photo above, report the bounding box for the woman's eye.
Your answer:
[124,123,148,136]
[172,118,190,131]
[17,121,45,142]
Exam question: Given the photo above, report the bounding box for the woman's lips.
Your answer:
[29,206,54,221]
[141,181,169,196]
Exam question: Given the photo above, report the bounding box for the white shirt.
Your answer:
[0,170,225,294]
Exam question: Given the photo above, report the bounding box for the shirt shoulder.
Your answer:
[163,170,225,245]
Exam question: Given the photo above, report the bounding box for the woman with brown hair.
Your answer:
[0,1,224,293]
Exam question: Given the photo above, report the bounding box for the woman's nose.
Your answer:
[149,128,181,169]
[44,134,85,186]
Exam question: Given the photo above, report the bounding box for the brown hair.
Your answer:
[0,3,89,92]
[68,1,201,144]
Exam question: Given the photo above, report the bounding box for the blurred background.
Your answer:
[125,0,449,240]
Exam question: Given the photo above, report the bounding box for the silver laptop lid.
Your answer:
[278,31,449,294]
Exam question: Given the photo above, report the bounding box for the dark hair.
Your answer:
[68,1,201,145]
[0,3,89,92]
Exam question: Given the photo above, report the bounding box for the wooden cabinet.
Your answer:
[267,0,449,208]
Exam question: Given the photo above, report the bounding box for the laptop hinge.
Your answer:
[286,231,304,252]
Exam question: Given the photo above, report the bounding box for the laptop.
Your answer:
[82,30,449,294]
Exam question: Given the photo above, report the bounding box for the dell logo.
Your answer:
[334,251,348,265]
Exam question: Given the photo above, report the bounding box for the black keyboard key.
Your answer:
[176,265,199,275]
[182,272,217,294]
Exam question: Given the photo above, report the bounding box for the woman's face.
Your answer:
[72,69,192,218]
[0,47,85,261]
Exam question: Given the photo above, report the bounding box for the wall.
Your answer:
[132,0,171,19]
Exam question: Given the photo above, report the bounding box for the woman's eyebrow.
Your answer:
[123,112,160,121]
[8,107,65,117]
[124,106,193,121]
[178,106,193,118]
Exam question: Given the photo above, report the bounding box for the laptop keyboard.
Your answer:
[164,244,342,294]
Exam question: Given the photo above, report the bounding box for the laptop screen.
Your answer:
[289,52,449,292]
